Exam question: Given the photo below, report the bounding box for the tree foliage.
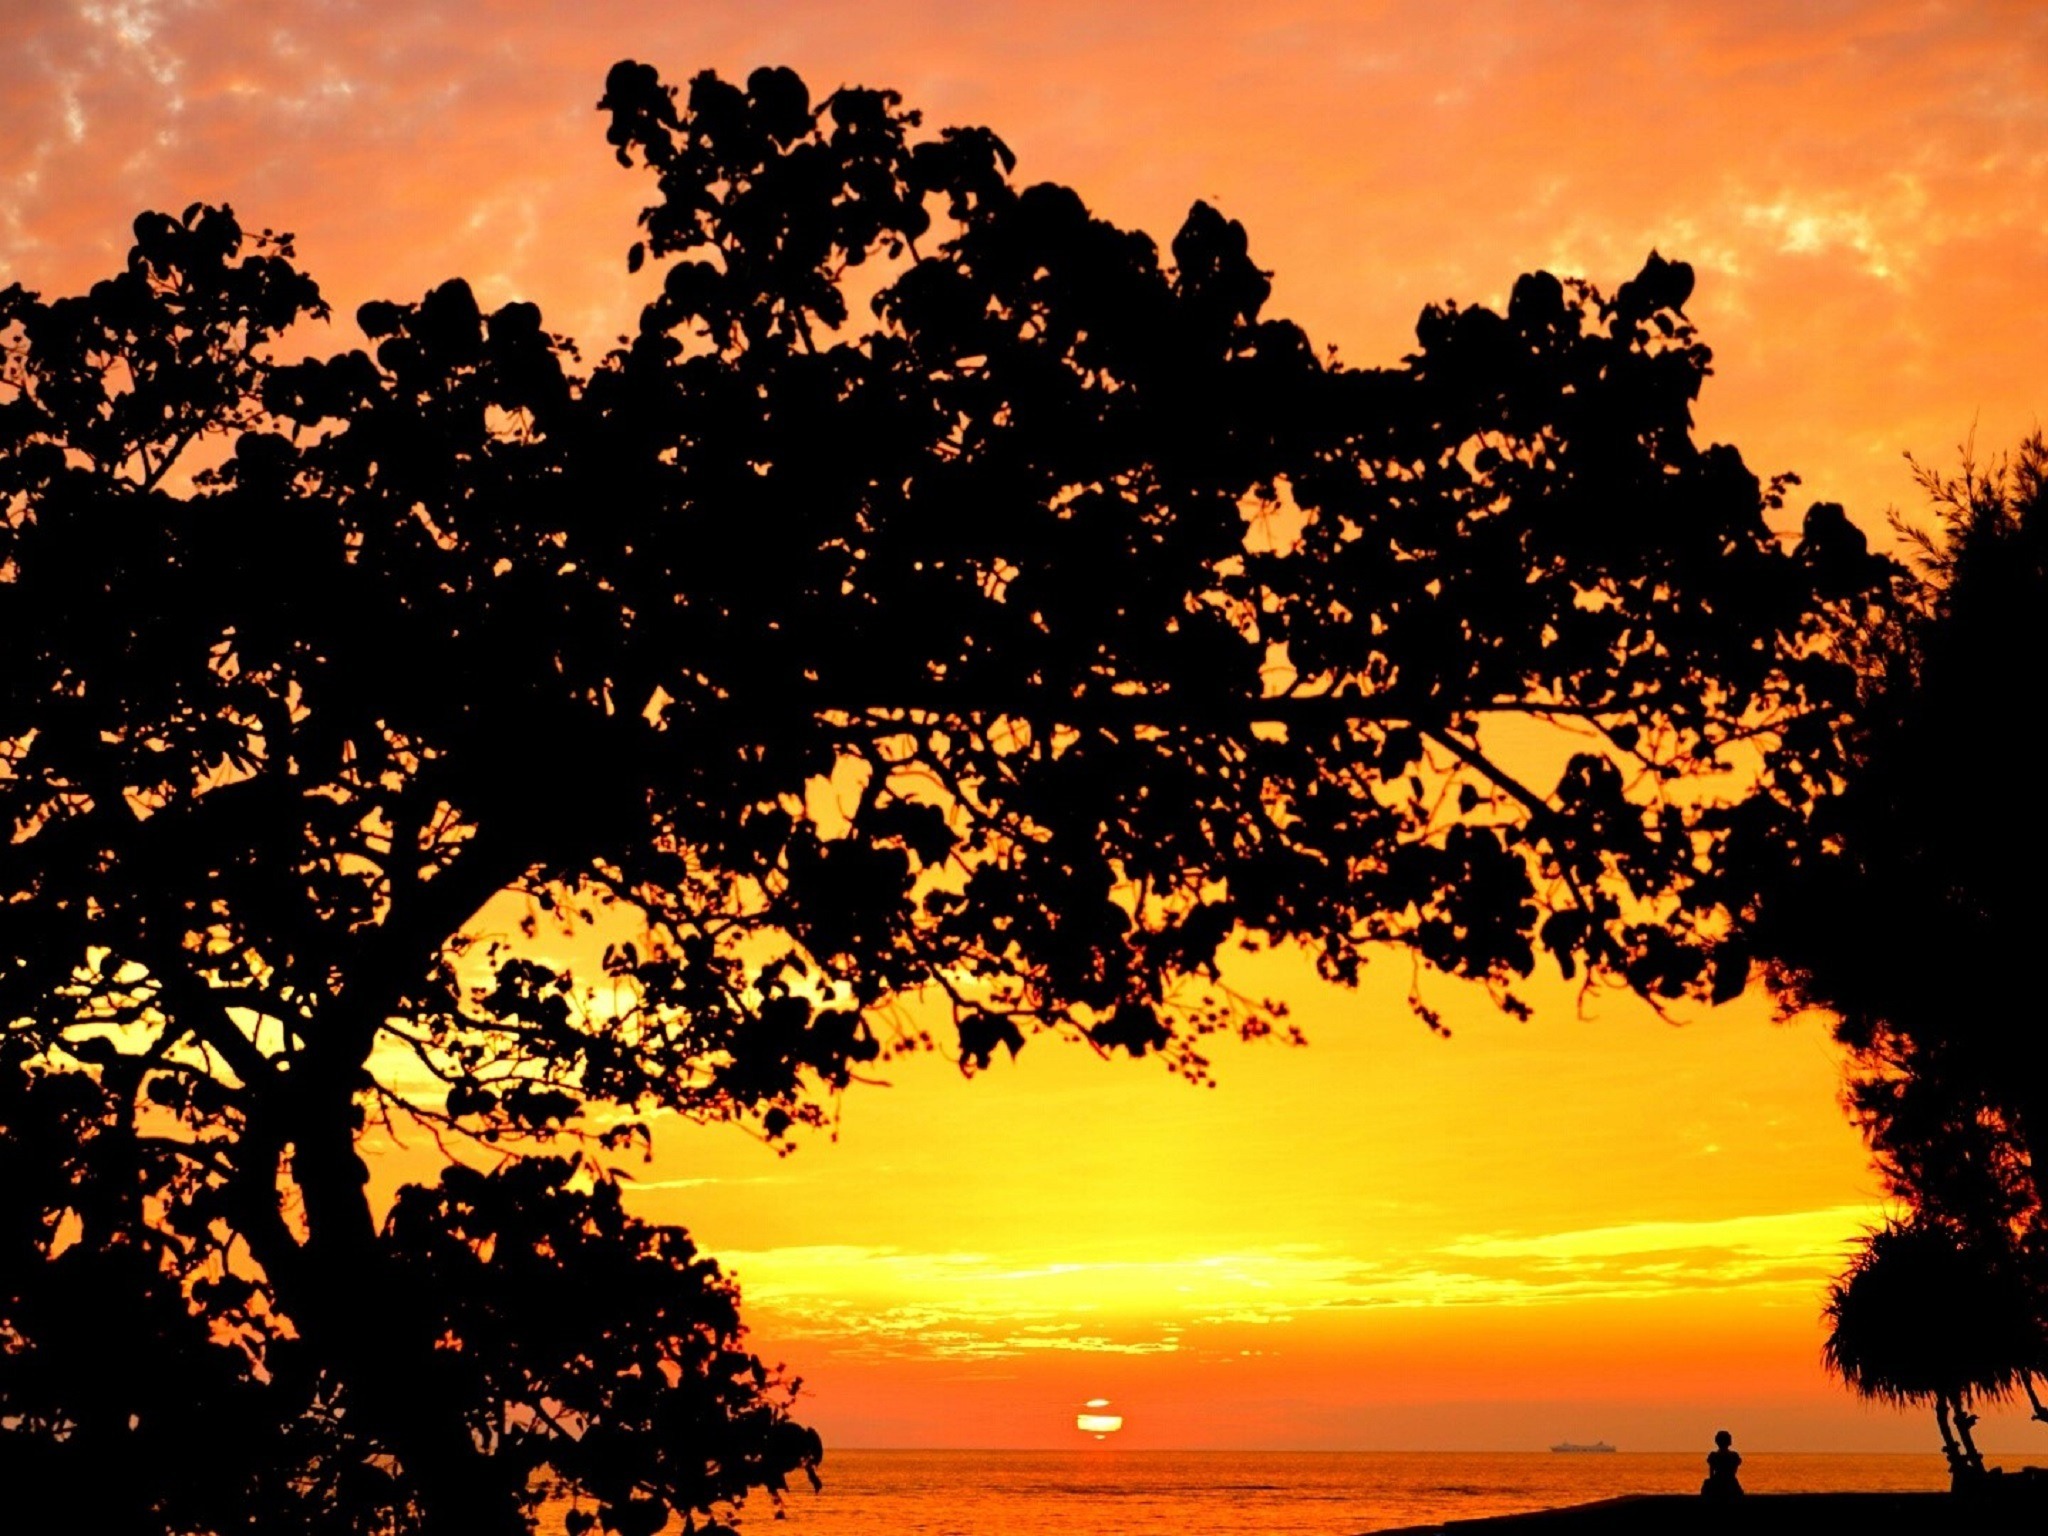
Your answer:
[0,60,1882,1532]
[1757,438,2048,1440]
[1823,1217,2039,1470]
[1752,439,2048,1145]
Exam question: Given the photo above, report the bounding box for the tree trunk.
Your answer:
[1934,1395,1959,1457]
[273,833,535,1534]
[283,1087,527,1536]
[1953,1401,1985,1471]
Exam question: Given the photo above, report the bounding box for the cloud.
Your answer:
[4,0,2044,534]
[712,1204,1880,1360]
[1442,1205,1876,1263]
[1319,1205,1881,1311]
[714,1243,1349,1359]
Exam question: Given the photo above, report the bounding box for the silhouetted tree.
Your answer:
[1823,1218,2039,1473]
[1747,439,2048,1439]
[1753,440,2048,1193]
[0,61,1884,1533]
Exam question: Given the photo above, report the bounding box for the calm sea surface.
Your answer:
[533,1450,1953,1534]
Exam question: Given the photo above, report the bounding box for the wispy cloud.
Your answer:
[717,1204,1880,1360]
[4,0,2046,521]
[1442,1205,1877,1263]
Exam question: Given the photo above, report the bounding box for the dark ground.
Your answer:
[1379,1480,2048,1534]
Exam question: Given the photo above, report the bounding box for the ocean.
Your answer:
[531,1450,1955,1534]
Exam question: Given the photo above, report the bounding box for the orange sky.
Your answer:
[11,0,2048,1452]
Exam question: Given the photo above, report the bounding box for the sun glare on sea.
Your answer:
[1076,1398,1125,1439]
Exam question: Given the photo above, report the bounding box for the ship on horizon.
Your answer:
[1549,1440,1616,1453]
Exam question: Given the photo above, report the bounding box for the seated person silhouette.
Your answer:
[1701,1430,1743,1499]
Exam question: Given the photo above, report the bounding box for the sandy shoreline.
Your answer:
[1379,1484,2048,1534]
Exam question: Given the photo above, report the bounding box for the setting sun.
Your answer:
[1078,1400,1127,1439]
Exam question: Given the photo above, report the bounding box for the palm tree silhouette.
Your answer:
[1824,1219,2043,1478]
